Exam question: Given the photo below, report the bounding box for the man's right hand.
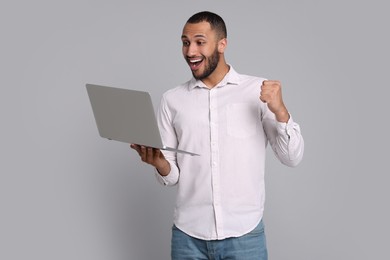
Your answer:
[130,144,171,176]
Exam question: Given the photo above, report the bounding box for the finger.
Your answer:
[261,80,273,92]
[260,87,272,103]
[140,146,148,162]
[130,143,140,150]
[263,80,280,85]
[259,94,268,103]
[153,149,160,161]
[262,80,272,88]
[146,147,155,163]
[260,81,268,102]
[154,149,164,161]
[130,144,142,155]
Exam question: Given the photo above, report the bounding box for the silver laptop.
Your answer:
[86,84,199,156]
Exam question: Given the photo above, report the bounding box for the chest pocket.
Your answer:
[226,103,259,139]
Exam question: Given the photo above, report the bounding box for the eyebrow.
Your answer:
[181,34,207,40]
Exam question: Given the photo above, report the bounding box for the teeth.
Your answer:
[190,59,202,63]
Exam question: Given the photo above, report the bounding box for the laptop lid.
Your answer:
[86,84,199,156]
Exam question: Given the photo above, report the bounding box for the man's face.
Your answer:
[181,21,221,80]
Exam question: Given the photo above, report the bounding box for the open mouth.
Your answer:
[188,57,204,70]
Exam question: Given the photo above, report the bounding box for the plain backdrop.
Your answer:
[1,1,389,259]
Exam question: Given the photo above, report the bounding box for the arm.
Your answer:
[260,80,304,166]
[130,95,180,185]
[155,95,181,185]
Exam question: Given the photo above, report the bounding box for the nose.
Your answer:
[185,42,198,57]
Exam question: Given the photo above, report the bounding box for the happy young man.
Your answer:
[131,11,304,260]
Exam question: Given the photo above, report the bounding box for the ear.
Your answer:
[218,38,227,53]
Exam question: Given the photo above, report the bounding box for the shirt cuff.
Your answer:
[276,113,296,138]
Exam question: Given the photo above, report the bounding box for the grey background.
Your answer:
[1,0,389,259]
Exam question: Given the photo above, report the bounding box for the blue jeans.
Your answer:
[171,220,268,260]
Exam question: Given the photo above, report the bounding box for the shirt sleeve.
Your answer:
[154,159,180,186]
[154,94,180,186]
[262,106,304,167]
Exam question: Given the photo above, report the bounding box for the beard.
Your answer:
[192,47,220,80]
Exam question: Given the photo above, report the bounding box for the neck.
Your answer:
[201,60,230,89]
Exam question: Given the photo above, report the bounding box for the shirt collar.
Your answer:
[188,65,240,90]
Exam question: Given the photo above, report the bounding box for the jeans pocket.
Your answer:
[247,220,265,236]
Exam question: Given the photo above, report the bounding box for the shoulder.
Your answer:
[235,73,267,96]
[161,79,193,105]
[238,73,267,86]
[229,66,267,87]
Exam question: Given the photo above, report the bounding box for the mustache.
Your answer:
[186,55,204,60]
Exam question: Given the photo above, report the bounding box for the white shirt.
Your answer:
[155,66,304,240]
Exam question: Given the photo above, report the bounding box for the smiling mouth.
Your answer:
[187,57,204,70]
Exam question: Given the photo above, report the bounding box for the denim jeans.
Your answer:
[171,220,268,260]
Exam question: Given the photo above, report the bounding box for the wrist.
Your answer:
[156,160,171,176]
[275,109,289,123]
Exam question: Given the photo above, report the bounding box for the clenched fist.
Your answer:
[260,80,290,123]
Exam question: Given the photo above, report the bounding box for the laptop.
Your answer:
[86,84,199,156]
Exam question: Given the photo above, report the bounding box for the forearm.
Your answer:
[156,159,171,176]
[274,126,304,166]
[275,108,290,123]
[155,158,180,186]
[272,118,304,167]
[263,111,304,167]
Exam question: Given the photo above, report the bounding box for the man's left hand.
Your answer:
[260,80,290,123]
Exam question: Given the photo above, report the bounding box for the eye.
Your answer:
[197,41,205,46]
[182,41,190,46]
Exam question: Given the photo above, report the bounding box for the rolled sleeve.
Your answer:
[154,160,180,186]
[265,114,304,167]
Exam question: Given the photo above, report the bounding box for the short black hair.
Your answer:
[186,11,227,39]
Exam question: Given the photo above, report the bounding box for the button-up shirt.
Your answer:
[155,66,304,240]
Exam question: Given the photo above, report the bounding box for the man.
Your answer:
[131,11,304,260]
